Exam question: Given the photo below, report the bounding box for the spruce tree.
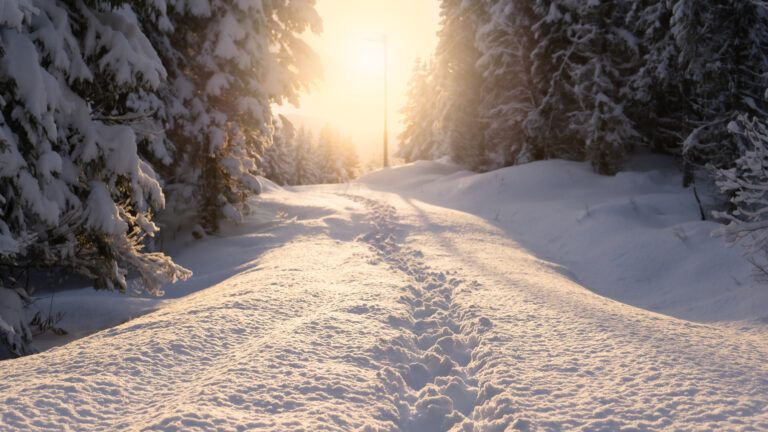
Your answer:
[525,0,582,161]
[0,0,190,355]
[433,0,486,170]
[262,115,296,186]
[569,0,640,175]
[293,127,318,186]
[135,0,322,233]
[398,58,439,163]
[673,0,768,170]
[476,0,538,168]
[626,0,685,155]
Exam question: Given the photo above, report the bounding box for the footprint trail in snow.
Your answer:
[347,195,519,431]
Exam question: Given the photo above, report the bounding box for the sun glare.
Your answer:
[278,0,440,162]
[348,39,385,76]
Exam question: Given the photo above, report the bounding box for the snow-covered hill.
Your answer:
[2,159,767,431]
[362,155,768,324]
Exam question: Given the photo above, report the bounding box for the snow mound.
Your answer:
[255,175,283,193]
[358,160,471,190]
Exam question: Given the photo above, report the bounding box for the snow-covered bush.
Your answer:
[715,116,768,272]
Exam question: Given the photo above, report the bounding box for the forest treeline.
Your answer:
[399,0,768,275]
[265,119,359,187]
[0,0,336,355]
[400,0,768,176]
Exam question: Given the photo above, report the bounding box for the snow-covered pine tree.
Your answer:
[0,0,190,355]
[262,115,296,186]
[625,0,685,155]
[135,0,322,233]
[714,115,768,272]
[339,136,360,181]
[476,0,538,168]
[433,0,486,170]
[672,0,768,171]
[525,0,582,161]
[569,0,640,175]
[315,124,346,183]
[293,126,319,185]
[397,58,440,163]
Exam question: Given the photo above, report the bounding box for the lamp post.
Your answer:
[366,34,389,168]
[383,35,388,169]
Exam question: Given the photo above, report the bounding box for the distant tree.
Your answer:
[315,124,359,183]
[262,116,297,186]
[340,136,360,181]
[433,0,486,170]
[398,58,439,163]
[293,127,319,185]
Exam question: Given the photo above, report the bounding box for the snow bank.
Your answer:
[28,185,363,352]
[361,154,768,323]
[358,160,471,190]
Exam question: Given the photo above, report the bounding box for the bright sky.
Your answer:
[278,0,441,165]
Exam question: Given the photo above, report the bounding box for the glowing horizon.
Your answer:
[277,0,440,165]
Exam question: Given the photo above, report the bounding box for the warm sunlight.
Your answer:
[278,0,440,164]
[6,1,768,430]
[348,38,385,77]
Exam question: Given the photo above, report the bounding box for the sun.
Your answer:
[348,39,385,76]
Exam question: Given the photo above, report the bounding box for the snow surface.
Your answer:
[2,160,768,430]
[361,155,768,324]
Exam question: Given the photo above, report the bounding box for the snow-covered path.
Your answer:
[2,186,767,431]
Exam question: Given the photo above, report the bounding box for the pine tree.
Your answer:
[0,0,190,355]
[433,0,486,170]
[397,58,439,163]
[673,0,768,171]
[525,0,582,161]
[569,0,640,175]
[340,136,360,181]
[293,127,319,185]
[135,0,322,233]
[476,0,538,168]
[262,115,296,186]
[626,0,685,155]
[315,124,343,183]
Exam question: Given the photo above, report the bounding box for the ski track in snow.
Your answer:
[0,186,767,431]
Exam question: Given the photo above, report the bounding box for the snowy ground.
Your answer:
[2,160,768,430]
